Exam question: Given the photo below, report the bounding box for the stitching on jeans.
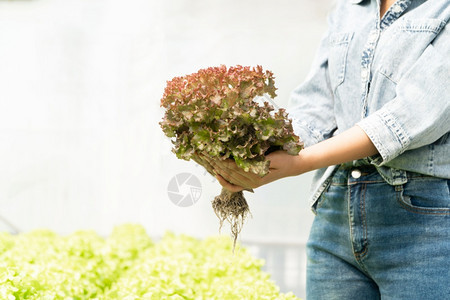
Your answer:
[396,188,450,215]
[397,201,450,215]
[348,184,370,274]
[355,245,368,260]
[336,176,441,187]
[331,182,348,186]
[348,180,385,185]
[355,184,369,260]
[348,184,357,257]
[361,184,369,259]
[334,180,385,186]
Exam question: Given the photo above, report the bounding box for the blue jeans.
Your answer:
[306,164,450,300]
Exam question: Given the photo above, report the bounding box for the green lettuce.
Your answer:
[0,225,300,299]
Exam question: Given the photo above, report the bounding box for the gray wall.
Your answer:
[0,0,333,297]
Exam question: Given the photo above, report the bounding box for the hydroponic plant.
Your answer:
[160,65,303,245]
[0,224,300,299]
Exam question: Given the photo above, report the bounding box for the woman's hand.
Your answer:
[203,150,302,193]
[200,125,379,193]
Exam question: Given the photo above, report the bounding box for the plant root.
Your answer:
[212,188,251,252]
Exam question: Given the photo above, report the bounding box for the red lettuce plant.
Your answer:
[160,65,303,246]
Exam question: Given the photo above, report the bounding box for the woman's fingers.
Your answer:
[215,174,245,192]
[210,159,251,186]
[192,153,216,177]
[197,151,296,191]
[203,156,261,189]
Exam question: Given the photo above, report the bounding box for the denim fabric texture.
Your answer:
[287,0,450,209]
[306,164,450,299]
[286,0,450,298]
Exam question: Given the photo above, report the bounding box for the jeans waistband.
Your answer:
[333,160,440,186]
[338,159,377,174]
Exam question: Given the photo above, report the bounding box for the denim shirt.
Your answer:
[287,0,450,210]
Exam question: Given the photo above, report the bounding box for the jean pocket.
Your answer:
[397,177,450,215]
[328,32,353,92]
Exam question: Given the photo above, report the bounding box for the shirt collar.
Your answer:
[349,0,364,4]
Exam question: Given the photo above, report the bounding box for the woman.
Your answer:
[206,0,450,298]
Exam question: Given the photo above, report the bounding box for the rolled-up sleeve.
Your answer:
[357,27,450,165]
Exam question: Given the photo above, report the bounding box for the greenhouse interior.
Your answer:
[0,0,333,298]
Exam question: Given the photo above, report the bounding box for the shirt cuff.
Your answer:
[356,108,411,165]
[290,118,321,148]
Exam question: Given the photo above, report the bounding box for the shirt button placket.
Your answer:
[361,29,379,79]
[360,28,380,117]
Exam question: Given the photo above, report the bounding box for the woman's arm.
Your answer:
[206,125,378,193]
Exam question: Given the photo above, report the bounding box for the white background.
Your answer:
[0,0,333,297]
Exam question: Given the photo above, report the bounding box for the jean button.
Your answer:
[351,169,362,179]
